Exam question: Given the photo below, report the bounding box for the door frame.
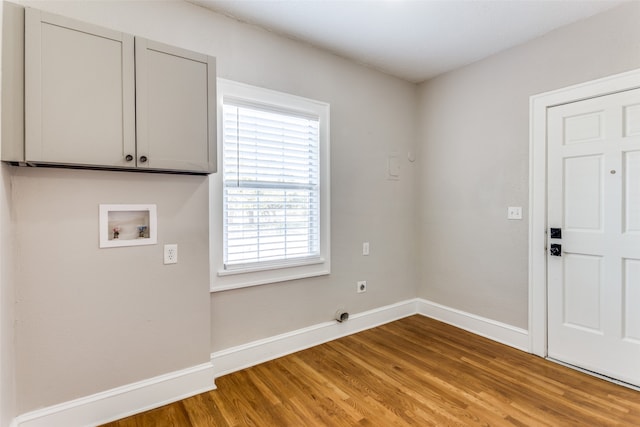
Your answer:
[529,68,640,357]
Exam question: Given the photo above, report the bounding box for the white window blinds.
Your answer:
[223,99,321,268]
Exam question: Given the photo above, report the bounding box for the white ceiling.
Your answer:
[189,0,626,83]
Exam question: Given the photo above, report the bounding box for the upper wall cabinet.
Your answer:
[1,2,24,162]
[135,39,216,173]
[25,9,137,168]
[2,5,216,174]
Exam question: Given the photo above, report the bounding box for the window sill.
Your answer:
[210,258,330,292]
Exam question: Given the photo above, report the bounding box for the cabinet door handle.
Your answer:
[125,154,134,162]
[139,156,148,163]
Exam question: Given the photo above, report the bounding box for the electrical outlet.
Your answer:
[363,242,370,256]
[164,244,178,264]
[357,280,367,293]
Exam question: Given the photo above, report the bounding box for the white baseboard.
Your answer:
[416,298,529,351]
[211,299,419,377]
[212,298,530,378]
[15,362,215,427]
[10,299,528,427]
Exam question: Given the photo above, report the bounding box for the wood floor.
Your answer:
[102,315,640,426]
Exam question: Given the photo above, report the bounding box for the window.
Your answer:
[223,102,320,267]
[211,80,330,291]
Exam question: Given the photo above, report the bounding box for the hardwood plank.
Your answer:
[181,393,227,427]
[101,315,640,426]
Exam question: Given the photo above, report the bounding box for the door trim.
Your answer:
[529,68,640,357]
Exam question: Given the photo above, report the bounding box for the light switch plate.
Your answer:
[507,206,523,220]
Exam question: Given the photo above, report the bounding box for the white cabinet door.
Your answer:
[135,38,216,173]
[547,88,640,387]
[25,8,136,167]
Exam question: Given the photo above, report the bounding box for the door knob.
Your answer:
[550,244,562,256]
[139,156,148,163]
[125,154,133,162]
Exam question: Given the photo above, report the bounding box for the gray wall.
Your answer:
[0,164,15,426]
[0,3,16,424]
[206,14,419,351]
[10,0,418,413]
[13,168,212,413]
[416,1,640,329]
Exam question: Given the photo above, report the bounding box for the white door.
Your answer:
[547,88,640,386]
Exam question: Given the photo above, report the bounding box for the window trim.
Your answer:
[210,79,330,292]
